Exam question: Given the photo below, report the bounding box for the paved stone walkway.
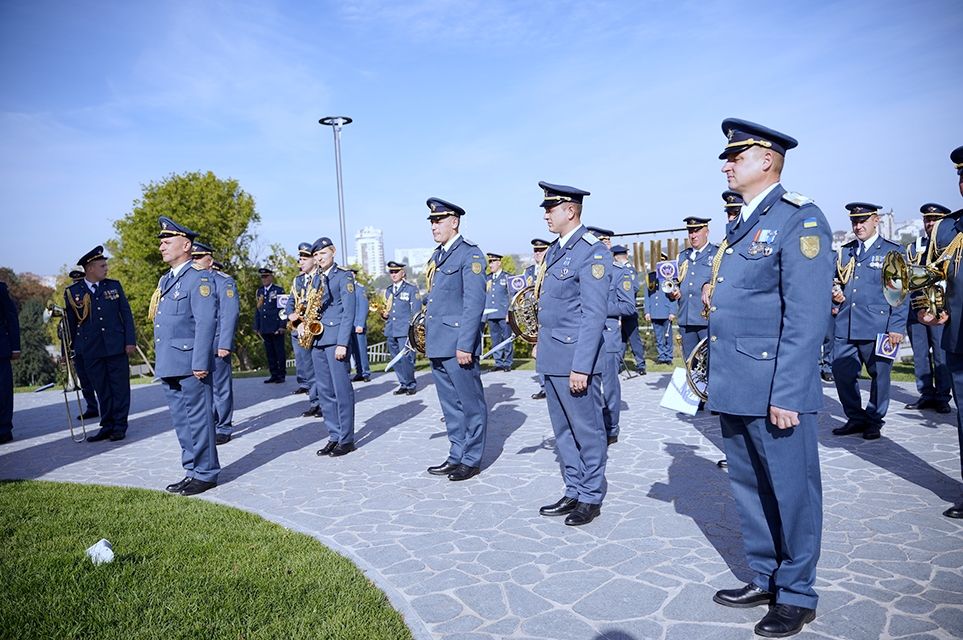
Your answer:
[3,370,963,640]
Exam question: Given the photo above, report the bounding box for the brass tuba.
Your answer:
[407,310,426,354]
[297,277,325,349]
[43,301,88,442]
[881,250,947,317]
[507,286,539,344]
[684,337,709,401]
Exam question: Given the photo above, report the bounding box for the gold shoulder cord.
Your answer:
[700,239,728,319]
[836,247,855,284]
[677,257,689,282]
[148,287,160,321]
[926,218,963,274]
[424,260,437,293]
[256,293,264,310]
[67,291,91,324]
[384,291,393,313]
[533,261,547,302]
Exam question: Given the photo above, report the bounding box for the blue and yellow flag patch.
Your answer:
[803,218,817,228]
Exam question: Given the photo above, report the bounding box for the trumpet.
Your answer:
[661,278,680,296]
[881,250,947,317]
[43,301,87,442]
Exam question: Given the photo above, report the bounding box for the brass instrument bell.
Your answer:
[881,250,946,315]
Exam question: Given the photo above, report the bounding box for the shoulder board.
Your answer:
[782,192,813,207]
[461,238,478,247]
[215,271,229,279]
[612,261,624,270]
[191,263,204,271]
[582,232,599,245]
[883,238,901,248]
[337,265,351,271]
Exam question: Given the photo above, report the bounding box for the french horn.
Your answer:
[881,250,947,317]
[685,337,709,401]
[408,310,426,354]
[507,286,539,344]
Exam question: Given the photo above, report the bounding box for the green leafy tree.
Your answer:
[106,171,262,369]
[0,268,53,313]
[12,299,58,387]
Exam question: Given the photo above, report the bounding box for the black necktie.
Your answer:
[91,283,98,296]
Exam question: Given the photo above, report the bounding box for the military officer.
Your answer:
[904,204,952,413]
[668,217,718,359]
[66,265,100,421]
[602,245,638,444]
[153,217,220,496]
[644,253,678,364]
[308,237,357,457]
[707,119,832,637]
[285,243,322,417]
[831,203,908,440]
[349,271,372,383]
[191,242,239,444]
[613,246,646,374]
[423,198,488,481]
[524,239,551,398]
[254,267,286,383]
[536,182,610,526]
[485,253,513,371]
[64,246,136,442]
[383,261,423,395]
[920,144,963,519]
[0,279,20,444]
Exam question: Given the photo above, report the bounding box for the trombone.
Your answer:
[43,301,87,442]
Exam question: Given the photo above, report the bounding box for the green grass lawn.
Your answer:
[0,481,412,640]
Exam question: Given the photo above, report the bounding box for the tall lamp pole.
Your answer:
[318,116,353,255]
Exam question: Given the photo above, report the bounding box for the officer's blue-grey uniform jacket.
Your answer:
[424,237,487,358]
[605,262,637,352]
[253,282,285,333]
[153,264,218,377]
[676,243,718,328]
[643,274,677,320]
[214,271,239,352]
[933,212,963,354]
[0,281,19,358]
[706,186,834,416]
[307,264,356,348]
[834,237,908,340]
[354,282,369,330]
[536,227,610,375]
[523,264,540,288]
[64,279,136,359]
[384,281,423,338]
[485,270,510,317]
[624,264,641,302]
[284,271,313,318]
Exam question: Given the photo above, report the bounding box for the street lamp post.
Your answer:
[318,116,353,256]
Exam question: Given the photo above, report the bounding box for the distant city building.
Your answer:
[394,248,434,274]
[354,227,385,277]
[877,209,895,241]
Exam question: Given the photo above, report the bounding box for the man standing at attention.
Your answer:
[535,182,609,526]
[254,267,286,384]
[613,246,646,375]
[831,203,907,440]
[349,271,372,383]
[644,253,677,364]
[382,261,422,396]
[525,239,551,398]
[707,119,832,637]
[422,198,488,481]
[65,246,136,442]
[286,243,322,417]
[667,217,717,359]
[153,217,219,496]
[485,253,513,371]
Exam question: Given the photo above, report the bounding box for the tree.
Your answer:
[12,299,58,387]
[106,171,263,369]
[0,267,54,312]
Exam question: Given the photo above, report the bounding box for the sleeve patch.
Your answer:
[800,236,820,259]
[803,217,817,228]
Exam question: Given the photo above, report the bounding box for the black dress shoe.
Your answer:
[302,406,321,418]
[905,399,933,410]
[448,464,480,481]
[717,459,728,469]
[427,461,458,475]
[531,390,546,400]
[820,371,834,382]
[274,377,285,384]
[77,409,99,420]
[0,432,12,444]
[108,432,126,441]
[316,441,337,456]
[263,377,278,384]
[607,435,618,445]
[362,376,371,382]
[832,420,865,436]
[935,401,953,414]
[754,603,815,638]
[292,387,309,395]
[564,502,601,526]
[713,583,774,608]
[405,388,417,395]
[166,477,192,493]
[329,442,356,457]
[179,479,217,496]
[943,500,963,518]
[862,425,881,440]
[636,370,647,376]
[539,496,578,516]
[86,429,113,442]
[215,433,231,445]
[393,387,408,395]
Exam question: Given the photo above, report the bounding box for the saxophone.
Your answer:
[297,276,325,349]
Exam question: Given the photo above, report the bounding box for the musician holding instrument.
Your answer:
[524,239,551,398]
[535,182,609,527]
[0,280,20,445]
[919,144,963,519]
[383,261,422,396]
[643,253,677,364]
[65,246,136,443]
[308,237,357,458]
[485,253,514,372]
[422,198,488,482]
[708,119,832,637]
[668,217,718,361]
[66,265,100,421]
[830,203,907,441]
[254,267,286,384]
[285,242,322,416]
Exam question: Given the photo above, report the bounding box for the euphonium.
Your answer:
[297,278,325,349]
[684,337,709,401]
[507,286,539,344]
[881,250,947,317]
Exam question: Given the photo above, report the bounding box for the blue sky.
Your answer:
[2,0,962,276]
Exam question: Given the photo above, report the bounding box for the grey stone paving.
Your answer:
[3,370,963,640]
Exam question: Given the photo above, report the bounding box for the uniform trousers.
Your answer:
[73,353,99,413]
[544,374,607,504]
[601,350,621,439]
[212,353,234,435]
[312,345,355,445]
[292,335,318,399]
[679,325,708,362]
[262,332,286,380]
[652,319,673,363]
[832,338,893,428]
[387,335,416,390]
[620,314,646,372]
[820,318,835,376]
[487,318,514,368]
[163,374,219,483]
[350,331,371,377]
[942,352,963,483]
[0,357,12,437]
[430,356,487,467]
[720,412,822,610]
[908,321,951,402]
[85,352,131,434]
